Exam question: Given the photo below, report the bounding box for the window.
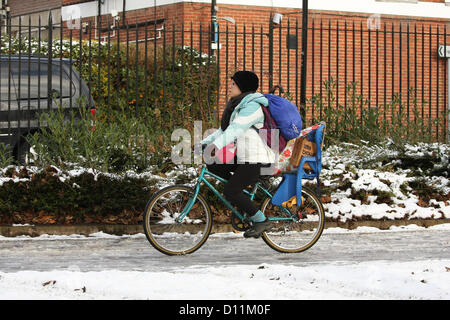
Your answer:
[10,62,75,100]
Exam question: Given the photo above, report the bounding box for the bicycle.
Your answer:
[143,161,325,256]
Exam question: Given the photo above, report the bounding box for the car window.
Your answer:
[0,63,16,101]
[10,61,76,99]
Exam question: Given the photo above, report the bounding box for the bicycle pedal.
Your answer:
[231,216,252,232]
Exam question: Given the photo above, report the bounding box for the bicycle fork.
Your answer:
[175,181,202,223]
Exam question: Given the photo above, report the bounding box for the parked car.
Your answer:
[0,55,95,163]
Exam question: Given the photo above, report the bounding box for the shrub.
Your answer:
[309,78,446,147]
[27,102,174,173]
[0,166,158,222]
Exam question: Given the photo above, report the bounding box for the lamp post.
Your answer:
[438,45,450,142]
[211,0,218,54]
[299,0,308,123]
[269,13,274,90]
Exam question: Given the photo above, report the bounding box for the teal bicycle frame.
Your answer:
[176,167,296,223]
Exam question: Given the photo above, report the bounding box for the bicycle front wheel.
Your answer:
[261,186,325,253]
[143,185,212,255]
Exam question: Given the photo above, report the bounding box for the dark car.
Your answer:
[0,55,95,163]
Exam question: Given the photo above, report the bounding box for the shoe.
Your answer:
[243,219,272,238]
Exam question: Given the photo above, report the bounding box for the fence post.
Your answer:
[300,0,308,125]
[47,12,53,110]
[268,12,274,91]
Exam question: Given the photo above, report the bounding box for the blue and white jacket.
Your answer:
[201,93,276,164]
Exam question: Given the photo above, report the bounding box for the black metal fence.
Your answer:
[0,13,448,162]
[307,19,449,142]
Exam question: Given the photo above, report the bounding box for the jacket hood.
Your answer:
[239,92,269,107]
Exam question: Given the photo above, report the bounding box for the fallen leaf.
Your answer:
[42,280,56,286]
[417,199,428,207]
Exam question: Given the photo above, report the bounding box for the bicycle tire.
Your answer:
[143,185,213,256]
[261,186,325,253]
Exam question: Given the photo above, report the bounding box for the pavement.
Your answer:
[1,218,450,237]
[1,223,449,273]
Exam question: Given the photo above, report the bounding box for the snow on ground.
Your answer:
[1,224,450,300]
[1,260,449,300]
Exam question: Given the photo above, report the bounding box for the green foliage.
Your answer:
[309,78,447,147]
[0,143,14,168]
[0,166,157,216]
[27,101,173,173]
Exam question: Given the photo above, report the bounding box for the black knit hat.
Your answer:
[231,71,259,93]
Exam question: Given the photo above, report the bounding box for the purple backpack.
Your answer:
[258,105,288,153]
[257,94,303,153]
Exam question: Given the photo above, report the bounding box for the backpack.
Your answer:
[257,94,303,153]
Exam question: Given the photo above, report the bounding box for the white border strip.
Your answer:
[62,0,450,21]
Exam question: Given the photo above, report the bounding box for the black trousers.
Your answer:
[207,161,263,217]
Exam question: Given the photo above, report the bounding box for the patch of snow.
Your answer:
[0,259,449,299]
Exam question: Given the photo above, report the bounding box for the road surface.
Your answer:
[1,226,449,272]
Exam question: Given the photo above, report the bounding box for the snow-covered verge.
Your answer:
[0,141,448,223]
[1,260,449,300]
[0,224,449,300]
[319,141,449,222]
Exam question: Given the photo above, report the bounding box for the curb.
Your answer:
[1,219,450,237]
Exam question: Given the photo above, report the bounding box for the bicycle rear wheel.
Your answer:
[261,186,325,253]
[143,185,212,255]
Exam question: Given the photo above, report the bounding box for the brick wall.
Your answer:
[59,1,448,135]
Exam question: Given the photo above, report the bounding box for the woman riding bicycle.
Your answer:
[201,71,276,238]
